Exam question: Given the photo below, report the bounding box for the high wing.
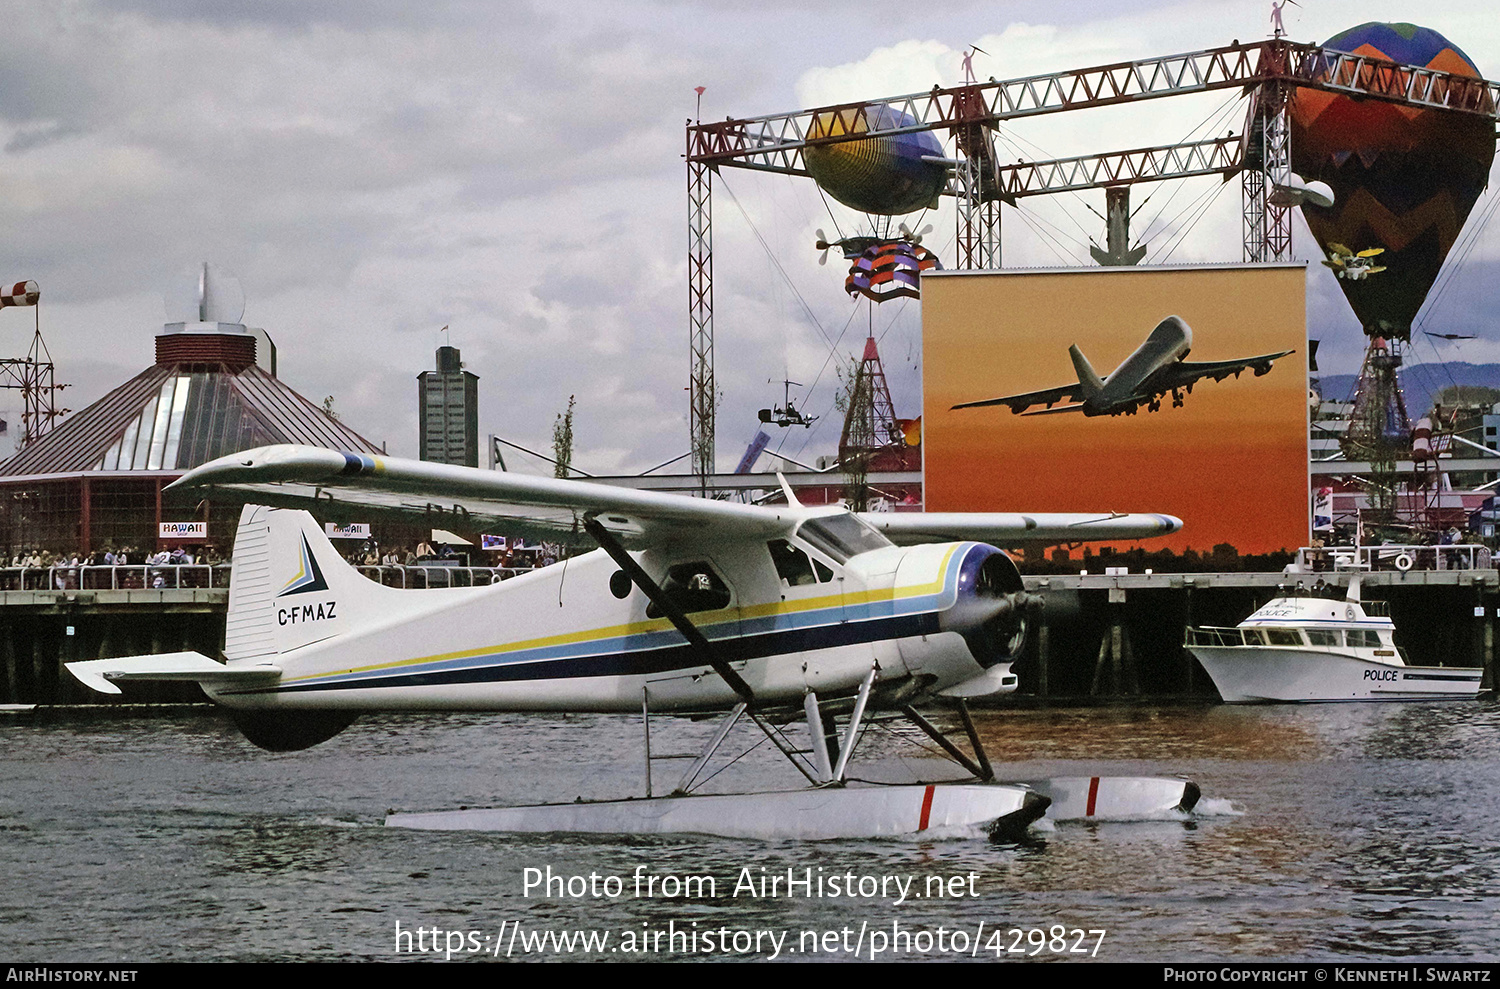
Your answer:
[171,445,1184,550]
[951,382,1081,414]
[1152,350,1295,391]
[858,512,1182,547]
[170,446,798,550]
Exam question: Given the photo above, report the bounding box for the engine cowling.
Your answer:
[941,545,1038,668]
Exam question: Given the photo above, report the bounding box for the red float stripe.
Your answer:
[918,784,935,831]
[1086,776,1100,817]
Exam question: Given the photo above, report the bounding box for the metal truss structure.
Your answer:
[683,38,1500,484]
[0,301,67,453]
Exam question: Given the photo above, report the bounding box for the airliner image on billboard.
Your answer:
[922,264,1309,557]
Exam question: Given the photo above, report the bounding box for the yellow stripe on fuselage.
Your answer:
[281,544,960,684]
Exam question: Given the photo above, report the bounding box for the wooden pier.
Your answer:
[1,569,1494,706]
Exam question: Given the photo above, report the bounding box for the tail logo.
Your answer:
[278,533,330,597]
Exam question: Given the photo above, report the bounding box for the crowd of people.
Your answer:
[1,544,233,590]
[6,545,230,568]
[339,538,455,567]
[4,534,547,588]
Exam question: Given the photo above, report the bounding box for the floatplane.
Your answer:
[68,445,1201,841]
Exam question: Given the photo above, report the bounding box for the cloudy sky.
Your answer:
[3,0,1500,475]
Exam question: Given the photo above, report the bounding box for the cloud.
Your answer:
[3,0,1499,475]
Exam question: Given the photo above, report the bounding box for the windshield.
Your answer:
[796,514,892,563]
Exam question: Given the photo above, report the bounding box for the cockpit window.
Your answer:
[767,540,817,586]
[646,562,732,618]
[796,514,892,564]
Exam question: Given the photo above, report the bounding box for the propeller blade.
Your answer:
[819,248,829,266]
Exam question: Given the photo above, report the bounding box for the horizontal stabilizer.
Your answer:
[1020,403,1086,416]
[66,652,282,696]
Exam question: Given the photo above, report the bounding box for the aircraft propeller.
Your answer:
[897,222,933,245]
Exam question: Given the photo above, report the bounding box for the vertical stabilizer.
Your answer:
[224,505,408,659]
[1069,345,1105,399]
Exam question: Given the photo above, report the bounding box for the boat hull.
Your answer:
[1189,646,1482,703]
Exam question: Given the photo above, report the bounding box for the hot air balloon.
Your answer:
[1290,22,1495,339]
[803,103,948,216]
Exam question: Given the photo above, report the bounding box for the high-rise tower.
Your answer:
[418,345,479,467]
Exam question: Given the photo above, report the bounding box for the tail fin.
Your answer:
[226,504,395,658]
[1069,345,1104,399]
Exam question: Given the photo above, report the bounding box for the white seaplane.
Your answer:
[68,445,1201,841]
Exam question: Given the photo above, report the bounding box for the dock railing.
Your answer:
[0,563,534,592]
[351,565,532,588]
[0,565,233,591]
[1294,544,1492,573]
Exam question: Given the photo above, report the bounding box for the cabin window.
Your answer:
[813,559,834,582]
[1305,629,1340,647]
[646,562,732,618]
[767,540,817,587]
[797,514,891,563]
[1265,629,1303,646]
[1242,630,1269,645]
[1346,629,1381,648]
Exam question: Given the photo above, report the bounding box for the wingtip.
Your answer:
[170,445,351,491]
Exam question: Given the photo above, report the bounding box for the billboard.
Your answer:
[922,263,1308,556]
[159,521,208,539]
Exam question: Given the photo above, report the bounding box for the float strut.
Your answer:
[831,665,877,782]
[803,692,834,783]
[674,702,747,794]
[901,704,990,780]
[955,699,994,781]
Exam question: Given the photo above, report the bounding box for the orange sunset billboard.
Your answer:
[922,263,1308,555]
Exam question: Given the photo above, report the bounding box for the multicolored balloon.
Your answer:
[845,241,942,302]
[804,103,948,216]
[1290,22,1495,339]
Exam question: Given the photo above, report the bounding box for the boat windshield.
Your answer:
[1305,629,1340,647]
[1264,629,1304,646]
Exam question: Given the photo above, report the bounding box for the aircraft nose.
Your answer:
[942,546,1038,666]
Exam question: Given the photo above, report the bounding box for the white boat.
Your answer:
[1185,578,1483,703]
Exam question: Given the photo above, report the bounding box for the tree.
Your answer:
[1432,385,1500,412]
[552,395,575,479]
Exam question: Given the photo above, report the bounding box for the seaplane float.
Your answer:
[69,445,1203,841]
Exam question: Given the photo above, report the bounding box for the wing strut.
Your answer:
[582,516,756,707]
